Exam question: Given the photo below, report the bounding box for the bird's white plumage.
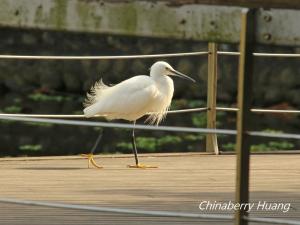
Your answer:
[83,61,178,125]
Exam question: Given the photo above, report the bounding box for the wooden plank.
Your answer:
[0,154,299,225]
[235,9,255,225]
[206,42,219,154]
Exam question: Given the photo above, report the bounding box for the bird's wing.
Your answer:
[84,76,158,120]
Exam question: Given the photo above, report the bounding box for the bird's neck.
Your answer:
[151,74,174,92]
[151,73,168,83]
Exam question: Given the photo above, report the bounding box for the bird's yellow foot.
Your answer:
[127,163,158,169]
[81,154,103,169]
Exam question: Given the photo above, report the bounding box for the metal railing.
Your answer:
[1,51,300,59]
[0,198,299,225]
[1,50,300,149]
[1,115,300,139]
[1,45,300,156]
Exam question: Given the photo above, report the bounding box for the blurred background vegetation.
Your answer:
[0,27,299,156]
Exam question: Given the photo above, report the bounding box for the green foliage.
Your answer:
[24,122,53,127]
[113,127,131,132]
[183,134,204,141]
[0,120,15,124]
[191,109,226,128]
[117,135,186,153]
[251,141,294,152]
[262,128,283,133]
[170,99,187,110]
[222,141,294,152]
[73,110,84,115]
[136,137,157,152]
[3,105,22,113]
[117,137,157,152]
[28,93,71,102]
[268,141,294,149]
[222,142,236,151]
[184,134,204,151]
[170,99,205,110]
[216,111,226,119]
[13,98,21,104]
[215,111,227,127]
[19,144,42,152]
[192,114,207,127]
[116,142,132,150]
[157,135,181,146]
[187,100,206,108]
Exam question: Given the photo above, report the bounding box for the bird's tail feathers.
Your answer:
[83,104,103,118]
[83,79,109,108]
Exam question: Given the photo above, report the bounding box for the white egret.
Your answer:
[83,61,195,168]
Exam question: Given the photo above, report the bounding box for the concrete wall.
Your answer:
[1,0,300,46]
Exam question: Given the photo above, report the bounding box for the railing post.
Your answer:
[235,8,255,225]
[206,42,219,154]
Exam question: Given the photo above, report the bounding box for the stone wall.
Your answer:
[0,27,299,107]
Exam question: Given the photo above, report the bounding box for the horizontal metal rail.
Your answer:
[217,107,300,114]
[166,107,208,114]
[244,215,300,225]
[1,115,300,139]
[0,115,237,135]
[1,198,299,225]
[218,51,300,57]
[1,106,300,120]
[0,198,233,220]
[248,131,300,139]
[217,51,241,56]
[250,109,300,114]
[1,51,300,60]
[0,51,208,60]
[0,114,89,118]
[0,107,208,118]
[217,107,239,112]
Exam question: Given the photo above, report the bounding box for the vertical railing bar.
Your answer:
[206,42,219,154]
[235,8,255,225]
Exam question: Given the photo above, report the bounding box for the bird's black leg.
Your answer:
[128,121,157,169]
[91,129,104,155]
[81,128,104,169]
[131,121,139,165]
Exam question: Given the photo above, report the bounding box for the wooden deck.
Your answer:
[0,153,299,225]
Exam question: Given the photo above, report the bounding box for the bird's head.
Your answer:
[150,61,195,82]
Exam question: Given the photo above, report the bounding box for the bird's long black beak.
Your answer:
[169,68,196,82]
